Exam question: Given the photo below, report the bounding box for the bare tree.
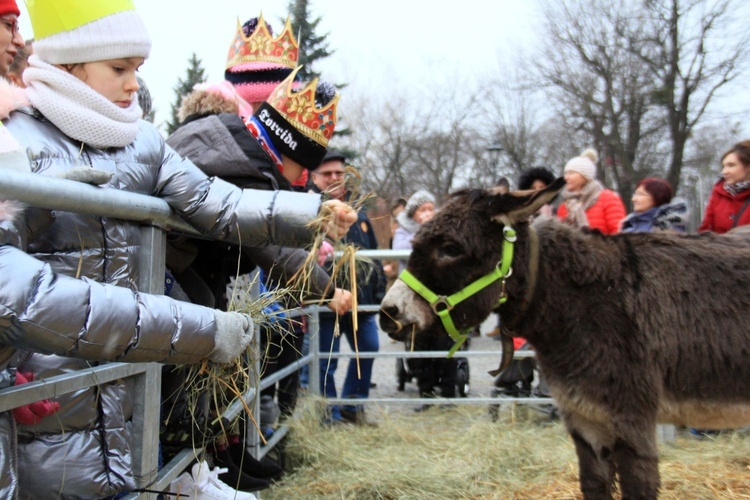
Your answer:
[338,79,481,203]
[536,0,666,203]
[628,0,748,190]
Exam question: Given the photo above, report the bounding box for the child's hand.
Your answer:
[319,199,357,240]
[326,288,352,315]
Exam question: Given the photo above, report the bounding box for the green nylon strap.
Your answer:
[399,225,517,358]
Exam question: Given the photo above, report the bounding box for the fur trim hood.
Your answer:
[0,200,22,223]
[0,78,28,119]
[177,81,252,123]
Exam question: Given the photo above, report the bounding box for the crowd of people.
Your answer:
[1,0,749,498]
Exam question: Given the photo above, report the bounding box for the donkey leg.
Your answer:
[612,428,660,500]
[571,431,615,500]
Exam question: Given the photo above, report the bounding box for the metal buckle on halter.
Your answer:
[498,267,512,303]
[503,226,517,242]
[431,296,453,315]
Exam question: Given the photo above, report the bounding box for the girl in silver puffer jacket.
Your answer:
[0,2,355,498]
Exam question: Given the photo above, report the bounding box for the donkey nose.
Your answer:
[379,304,401,332]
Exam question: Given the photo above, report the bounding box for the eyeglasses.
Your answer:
[0,16,19,35]
[315,170,345,178]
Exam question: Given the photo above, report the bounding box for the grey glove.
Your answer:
[57,166,113,186]
[210,311,254,363]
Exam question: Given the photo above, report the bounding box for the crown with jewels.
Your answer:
[266,67,339,148]
[226,13,298,70]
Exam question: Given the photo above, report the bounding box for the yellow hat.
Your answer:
[27,0,151,64]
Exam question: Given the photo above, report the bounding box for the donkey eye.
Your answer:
[439,243,464,258]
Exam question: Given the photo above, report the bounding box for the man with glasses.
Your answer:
[310,150,386,426]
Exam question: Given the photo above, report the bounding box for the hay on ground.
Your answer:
[265,398,750,499]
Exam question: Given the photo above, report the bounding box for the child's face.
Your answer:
[70,57,144,108]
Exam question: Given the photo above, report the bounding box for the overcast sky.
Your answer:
[16,0,538,129]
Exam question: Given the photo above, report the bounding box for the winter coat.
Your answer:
[0,204,224,499]
[166,112,334,307]
[557,188,626,234]
[620,199,689,233]
[698,179,750,234]
[1,107,323,499]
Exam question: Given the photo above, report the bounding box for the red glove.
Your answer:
[12,371,61,425]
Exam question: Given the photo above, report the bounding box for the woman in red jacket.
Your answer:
[557,149,626,234]
[699,140,750,234]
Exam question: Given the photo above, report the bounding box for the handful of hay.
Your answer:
[169,164,378,444]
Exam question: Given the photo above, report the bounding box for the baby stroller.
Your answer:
[488,341,557,421]
[395,328,473,398]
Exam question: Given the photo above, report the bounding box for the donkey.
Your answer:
[379,179,750,499]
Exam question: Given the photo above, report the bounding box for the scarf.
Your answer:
[23,56,142,149]
[562,179,603,228]
[723,180,750,197]
[245,115,308,188]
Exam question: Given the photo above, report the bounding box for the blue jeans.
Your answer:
[318,313,379,419]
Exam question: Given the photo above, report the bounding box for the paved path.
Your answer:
[330,314,507,417]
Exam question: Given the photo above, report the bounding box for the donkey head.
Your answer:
[379,179,563,342]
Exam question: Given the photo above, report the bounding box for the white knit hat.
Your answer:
[28,0,151,65]
[564,148,598,181]
[405,190,436,219]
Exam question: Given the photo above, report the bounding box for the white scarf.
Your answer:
[23,55,142,149]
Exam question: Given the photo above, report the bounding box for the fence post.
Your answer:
[308,306,321,399]
[131,225,166,498]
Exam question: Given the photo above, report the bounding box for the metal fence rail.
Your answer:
[0,171,553,499]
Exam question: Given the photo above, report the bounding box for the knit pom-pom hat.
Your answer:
[564,148,598,181]
[405,190,436,219]
[27,0,151,65]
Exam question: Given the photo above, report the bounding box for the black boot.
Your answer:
[212,447,271,492]
[229,442,284,480]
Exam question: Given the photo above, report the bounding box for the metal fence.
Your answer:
[0,170,554,498]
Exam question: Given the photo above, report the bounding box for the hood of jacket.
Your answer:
[167,112,292,190]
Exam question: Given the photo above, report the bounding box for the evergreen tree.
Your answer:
[166,53,207,134]
[286,0,353,153]
[286,0,333,80]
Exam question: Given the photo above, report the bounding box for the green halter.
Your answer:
[399,225,517,357]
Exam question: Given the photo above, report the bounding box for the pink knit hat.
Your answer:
[225,15,298,107]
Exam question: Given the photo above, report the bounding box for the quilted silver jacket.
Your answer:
[0,108,324,499]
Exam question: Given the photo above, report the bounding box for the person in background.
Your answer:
[6,37,30,87]
[382,197,407,291]
[557,149,626,234]
[518,166,557,217]
[310,150,385,426]
[0,2,22,80]
[393,190,458,409]
[699,140,750,234]
[621,177,688,233]
[2,1,355,497]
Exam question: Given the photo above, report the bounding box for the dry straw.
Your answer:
[167,164,378,445]
[265,399,750,499]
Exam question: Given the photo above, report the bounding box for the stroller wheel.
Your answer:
[456,363,470,397]
[396,358,407,391]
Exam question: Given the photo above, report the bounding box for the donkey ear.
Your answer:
[490,177,565,224]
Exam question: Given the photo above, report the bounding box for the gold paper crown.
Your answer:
[226,13,299,70]
[266,67,339,147]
